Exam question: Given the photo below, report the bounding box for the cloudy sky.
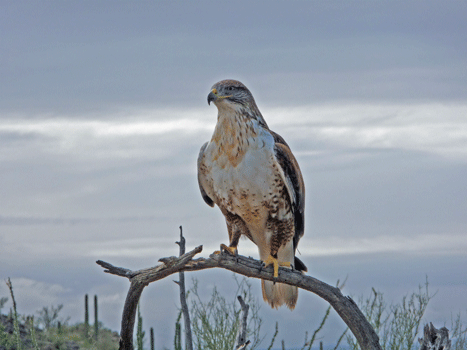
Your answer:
[1,1,467,348]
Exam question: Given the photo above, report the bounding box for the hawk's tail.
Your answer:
[261,256,307,310]
[261,280,299,310]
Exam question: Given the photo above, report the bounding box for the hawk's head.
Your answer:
[207,79,255,108]
[207,79,268,128]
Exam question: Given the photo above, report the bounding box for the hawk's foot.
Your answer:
[263,255,291,278]
[213,244,238,256]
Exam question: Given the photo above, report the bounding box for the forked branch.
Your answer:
[97,244,381,350]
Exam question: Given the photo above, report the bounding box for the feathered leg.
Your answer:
[262,218,294,276]
[215,210,251,255]
[261,218,298,309]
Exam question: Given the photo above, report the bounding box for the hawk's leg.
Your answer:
[214,211,250,256]
[263,217,294,277]
[214,237,239,256]
[219,243,238,256]
[263,254,291,278]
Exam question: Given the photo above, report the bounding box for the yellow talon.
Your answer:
[263,255,291,278]
[214,244,237,256]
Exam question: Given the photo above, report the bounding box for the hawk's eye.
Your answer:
[226,86,234,91]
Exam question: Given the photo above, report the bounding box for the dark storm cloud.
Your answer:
[1,1,466,114]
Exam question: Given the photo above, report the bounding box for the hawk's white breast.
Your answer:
[201,113,280,233]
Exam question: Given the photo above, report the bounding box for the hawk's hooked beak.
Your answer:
[207,89,217,105]
[207,88,232,105]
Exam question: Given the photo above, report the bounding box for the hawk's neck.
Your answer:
[210,107,266,167]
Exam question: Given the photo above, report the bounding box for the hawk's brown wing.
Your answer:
[197,141,214,207]
[271,131,307,272]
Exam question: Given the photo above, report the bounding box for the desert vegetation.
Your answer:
[2,271,466,350]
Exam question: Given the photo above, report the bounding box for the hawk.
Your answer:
[197,79,307,309]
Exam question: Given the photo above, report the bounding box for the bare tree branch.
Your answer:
[97,261,133,278]
[419,323,451,350]
[175,226,193,350]
[235,295,250,350]
[96,244,381,350]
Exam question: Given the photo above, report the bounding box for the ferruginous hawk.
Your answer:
[197,79,307,309]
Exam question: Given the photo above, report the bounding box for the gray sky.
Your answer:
[1,1,467,348]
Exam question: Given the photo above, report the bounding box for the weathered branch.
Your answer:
[175,226,193,350]
[97,244,381,350]
[235,295,250,350]
[419,323,451,350]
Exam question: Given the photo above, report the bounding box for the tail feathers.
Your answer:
[261,256,307,309]
[294,256,307,272]
[261,280,298,310]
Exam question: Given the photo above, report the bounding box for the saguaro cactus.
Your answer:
[150,327,155,350]
[84,294,89,338]
[136,304,145,350]
[94,295,98,341]
[174,311,182,350]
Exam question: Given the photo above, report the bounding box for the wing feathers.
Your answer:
[270,130,290,148]
[273,138,305,251]
[197,142,215,207]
